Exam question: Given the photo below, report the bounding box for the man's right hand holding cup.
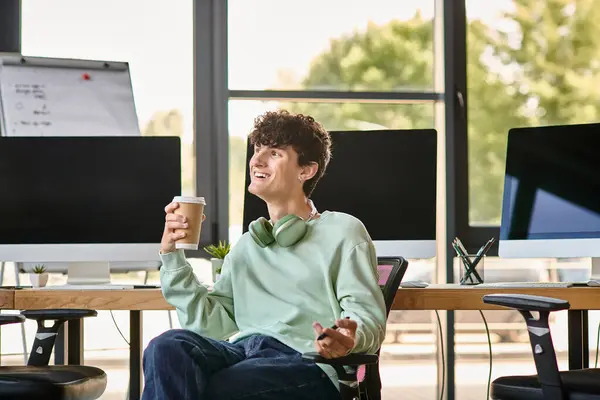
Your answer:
[161,196,206,254]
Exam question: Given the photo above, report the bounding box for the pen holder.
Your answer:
[459,254,485,285]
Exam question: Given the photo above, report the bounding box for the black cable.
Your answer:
[594,320,600,368]
[434,310,444,400]
[430,310,492,400]
[479,310,492,400]
[110,310,130,346]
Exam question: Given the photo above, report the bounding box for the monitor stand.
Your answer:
[590,258,600,281]
[67,262,112,285]
[41,262,134,290]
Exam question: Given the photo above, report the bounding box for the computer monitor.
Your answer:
[0,136,181,285]
[499,123,600,275]
[242,129,438,259]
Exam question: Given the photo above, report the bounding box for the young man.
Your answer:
[142,110,387,399]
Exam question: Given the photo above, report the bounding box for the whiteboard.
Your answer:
[0,55,140,137]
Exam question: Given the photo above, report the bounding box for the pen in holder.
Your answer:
[459,254,485,285]
[453,237,495,285]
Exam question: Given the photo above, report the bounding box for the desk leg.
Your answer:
[129,310,143,400]
[55,324,65,365]
[67,319,84,365]
[568,310,589,370]
[54,320,83,365]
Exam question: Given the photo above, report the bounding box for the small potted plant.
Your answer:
[203,240,231,282]
[30,264,49,288]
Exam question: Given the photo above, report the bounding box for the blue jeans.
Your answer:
[141,329,339,400]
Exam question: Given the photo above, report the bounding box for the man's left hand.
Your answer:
[312,318,357,359]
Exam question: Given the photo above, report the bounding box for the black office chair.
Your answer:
[0,309,107,400]
[303,256,409,400]
[483,293,600,400]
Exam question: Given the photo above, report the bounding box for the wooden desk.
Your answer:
[394,285,596,374]
[14,288,172,310]
[393,286,600,310]
[0,289,14,309]
[13,286,600,311]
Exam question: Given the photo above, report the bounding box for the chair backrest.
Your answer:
[358,256,409,399]
[377,256,409,316]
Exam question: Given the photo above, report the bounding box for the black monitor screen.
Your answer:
[0,136,181,244]
[243,129,437,241]
[500,123,600,240]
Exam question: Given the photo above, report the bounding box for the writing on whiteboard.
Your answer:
[15,83,47,100]
[11,83,53,134]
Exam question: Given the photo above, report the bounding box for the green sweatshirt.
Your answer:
[159,210,387,389]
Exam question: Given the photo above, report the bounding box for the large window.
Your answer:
[228,0,436,92]
[227,0,440,242]
[466,0,600,226]
[21,0,195,195]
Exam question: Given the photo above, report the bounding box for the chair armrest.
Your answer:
[23,309,98,367]
[483,294,569,312]
[484,293,568,398]
[0,314,25,326]
[302,351,378,366]
[22,309,97,321]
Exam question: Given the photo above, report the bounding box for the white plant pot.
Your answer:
[211,258,224,282]
[30,272,49,288]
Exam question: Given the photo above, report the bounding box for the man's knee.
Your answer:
[144,329,198,361]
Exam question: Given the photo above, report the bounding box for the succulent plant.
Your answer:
[32,264,47,274]
[203,240,231,260]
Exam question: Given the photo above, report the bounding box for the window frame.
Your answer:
[0,0,20,54]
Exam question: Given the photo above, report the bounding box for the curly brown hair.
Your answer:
[248,110,331,197]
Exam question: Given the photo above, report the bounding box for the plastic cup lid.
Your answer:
[173,196,206,205]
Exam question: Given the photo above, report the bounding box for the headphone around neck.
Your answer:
[249,200,318,248]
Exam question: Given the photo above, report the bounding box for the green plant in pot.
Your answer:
[30,264,49,288]
[204,240,231,282]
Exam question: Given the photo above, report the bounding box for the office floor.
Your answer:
[0,349,572,400]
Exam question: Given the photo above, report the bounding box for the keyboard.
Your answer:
[476,282,574,288]
[37,284,135,290]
